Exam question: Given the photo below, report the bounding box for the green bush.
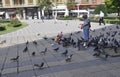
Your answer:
[0,24,6,31]
[58,16,74,20]
[104,16,120,19]
[0,19,11,23]
[105,20,120,24]
[10,19,22,27]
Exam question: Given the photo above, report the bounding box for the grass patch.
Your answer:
[0,22,28,35]
[104,19,120,24]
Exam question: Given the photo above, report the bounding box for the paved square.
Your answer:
[0,19,120,77]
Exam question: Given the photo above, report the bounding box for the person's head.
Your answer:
[82,14,88,20]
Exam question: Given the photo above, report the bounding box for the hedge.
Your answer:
[0,24,6,31]
[0,19,11,23]
[9,19,22,27]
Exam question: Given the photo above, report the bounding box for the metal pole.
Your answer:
[77,4,79,18]
[77,0,80,18]
[54,0,57,23]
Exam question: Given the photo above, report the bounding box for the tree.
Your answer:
[66,0,75,17]
[66,0,75,11]
[37,0,52,17]
[51,0,59,6]
[105,0,120,16]
[94,4,107,16]
[105,0,116,13]
[112,0,120,16]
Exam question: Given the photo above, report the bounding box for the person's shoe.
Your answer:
[85,46,88,48]
[83,42,86,46]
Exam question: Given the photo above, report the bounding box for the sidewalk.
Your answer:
[0,20,120,77]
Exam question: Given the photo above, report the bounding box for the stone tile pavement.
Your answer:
[0,19,120,77]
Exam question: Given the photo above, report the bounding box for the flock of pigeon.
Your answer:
[0,24,120,71]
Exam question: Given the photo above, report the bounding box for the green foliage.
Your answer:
[37,0,52,10]
[15,7,24,14]
[37,0,53,16]
[66,0,75,10]
[0,19,10,23]
[0,24,6,31]
[57,16,74,20]
[0,22,27,35]
[94,4,107,16]
[105,20,120,24]
[10,19,22,27]
[64,16,72,20]
[105,0,116,13]
[112,0,120,16]
[112,0,120,7]
[105,0,120,16]
[89,16,120,24]
[104,16,120,19]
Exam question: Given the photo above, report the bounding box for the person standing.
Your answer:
[41,16,44,23]
[81,14,91,47]
[99,11,105,25]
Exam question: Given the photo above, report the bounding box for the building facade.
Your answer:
[0,0,40,19]
[0,0,105,19]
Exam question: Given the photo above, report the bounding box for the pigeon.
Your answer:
[10,56,19,61]
[26,41,29,45]
[23,46,28,52]
[0,40,6,44]
[34,62,44,69]
[51,38,55,41]
[53,47,59,52]
[116,25,119,29]
[41,48,47,55]
[37,33,40,36]
[43,36,48,40]
[62,49,68,56]
[32,52,36,56]
[105,54,109,59]
[33,41,37,45]
[66,54,73,62]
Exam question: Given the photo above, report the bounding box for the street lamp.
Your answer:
[54,0,57,23]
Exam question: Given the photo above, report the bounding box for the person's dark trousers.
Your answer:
[99,17,105,25]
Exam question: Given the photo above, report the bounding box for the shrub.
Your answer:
[0,19,11,23]
[104,16,120,19]
[0,24,6,31]
[105,20,120,24]
[58,16,73,20]
[10,19,22,27]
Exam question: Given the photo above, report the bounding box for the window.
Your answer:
[13,0,24,5]
[28,0,33,5]
[5,0,10,6]
[92,0,97,3]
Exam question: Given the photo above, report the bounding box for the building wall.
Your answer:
[2,0,38,8]
[1,0,105,8]
[0,0,105,19]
